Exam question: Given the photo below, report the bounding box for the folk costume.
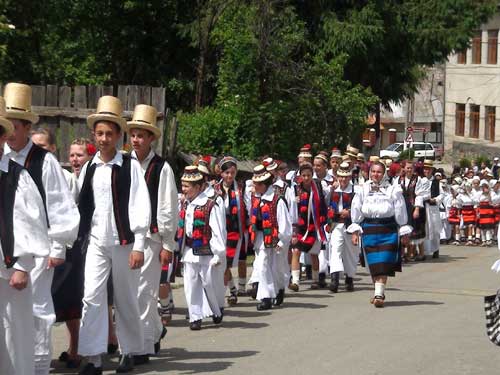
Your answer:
[458,186,476,245]
[3,83,80,375]
[476,180,497,246]
[285,144,312,186]
[328,163,360,292]
[248,165,292,310]
[423,162,443,258]
[128,105,178,357]
[348,166,412,303]
[77,96,151,372]
[0,102,50,375]
[178,167,227,328]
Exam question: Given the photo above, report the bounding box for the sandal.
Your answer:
[371,295,385,308]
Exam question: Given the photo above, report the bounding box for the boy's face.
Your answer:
[93,121,121,154]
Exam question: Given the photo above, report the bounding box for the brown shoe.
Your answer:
[288,283,299,292]
[372,295,385,308]
[310,282,320,290]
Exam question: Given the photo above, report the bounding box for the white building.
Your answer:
[444,14,500,157]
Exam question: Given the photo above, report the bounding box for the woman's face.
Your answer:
[370,164,384,184]
[221,165,237,186]
[301,168,313,187]
[313,158,327,178]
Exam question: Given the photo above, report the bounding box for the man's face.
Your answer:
[7,119,31,152]
[338,175,350,189]
[129,128,154,155]
[93,121,121,154]
[254,181,267,194]
[330,158,339,171]
[423,167,432,178]
[31,133,56,153]
[404,163,413,177]
[313,159,327,177]
[69,144,90,176]
[181,181,201,201]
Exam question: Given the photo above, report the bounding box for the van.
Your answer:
[380,142,436,160]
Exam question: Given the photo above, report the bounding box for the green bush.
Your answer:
[459,157,471,169]
[475,154,491,168]
[398,148,415,161]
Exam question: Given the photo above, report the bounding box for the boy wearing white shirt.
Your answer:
[77,96,151,374]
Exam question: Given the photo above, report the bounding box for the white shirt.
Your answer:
[78,151,151,251]
[0,155,50,279]
[348,180,412,236]
[4,140,79,259]
[63,168,79,202]
[393,175,429,207]
[181,191,227,264]
[273,178,298,224]
[252,185,292,250]
[132,150,178,251]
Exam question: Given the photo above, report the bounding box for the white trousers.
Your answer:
[79,241,143,356]
[424,238,440,255]
[138,239,163,355]
[329,225,359,277]
[183,261,223,322]
[252,247,277,300]
[318,248,329,274]
[0,277,35,375]
[31,256,55,375]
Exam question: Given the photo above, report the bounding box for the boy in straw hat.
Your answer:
[422,159,443,259]
[247,165,292,309]
[3,83,80,375]
[0,97,51,375]
[127,104,178,363]
[76,96,151,374]
[177,166,226,329]
[328,147,342,179]
[327,162,360,293]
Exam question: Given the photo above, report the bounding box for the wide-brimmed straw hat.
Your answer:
[357,153,365,162]
[181,166,204,182]
[252,164,272,183]
[87,96,127,131]
[345,145,359,158]
[330,147,342,159]
[369,155,380,163]
[298,144,313,158]
[0,97,14,136]
[315,151,329,165]
[337,162,352,177]
[423,159,434,168]
[127,104,161,139]
[262,157,278,172]
[4,83,39,124]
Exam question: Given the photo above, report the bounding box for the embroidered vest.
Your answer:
[328,189,354,226]
[24,144,49,226]
[77,154,134,245]
[144,154,166,234]
[0,161,24,268]
[400,175,418,206]
[177,198,216,256]
[249,193,281,248]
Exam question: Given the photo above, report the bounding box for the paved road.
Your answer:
[51,244,500,374]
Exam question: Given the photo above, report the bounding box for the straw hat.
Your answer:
[252,164,272,183]
[197,156,212,175]
[298,144,313,158]
[3,83,39,124]
[87,96,127,131]
[0,97,14,136]
[181,166,204,183]
[315,151,329,165]
[423,159,434,168]
[330,147,342,159]
[341,155,350,161]
[345,145,359,158]
[369,155,380,163]
[127,104,161,139]
[262,157,278,172]
[356,153,365,162]
[337,162,352,177]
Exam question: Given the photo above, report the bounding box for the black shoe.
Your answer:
[345,276,354,292]
[116,354,134,373]
[189,320,202,330]
[212,308,224,324]
[107,343,118,355]
[79,363,102,375]
[257,298,272,311]
[305,265,312,280]
[59,351,69,362]
[274,289,285,306]
[67,358,82,369]
[133,354,150,366]
[318,272,327,288]
[330,272,339,293]
[154,326,167,355]
[249,282,258,300]
[432,250,439,259]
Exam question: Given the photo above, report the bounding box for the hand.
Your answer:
[10,270,28,290]
[209,255,221,266]
[129,251,144,269]
[413,209,419,220]
[401,234,410,246]
[47,257,64,268]
[295,196,300,203]
[159,249,173,267]
[351,232,359,246]
[332,181,339,189]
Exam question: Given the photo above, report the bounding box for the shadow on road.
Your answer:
[384,300,444,307]
[281,301,328,309]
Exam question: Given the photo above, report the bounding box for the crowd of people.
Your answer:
[0,82,494,375]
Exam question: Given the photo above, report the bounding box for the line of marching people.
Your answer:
[1,82,455,375]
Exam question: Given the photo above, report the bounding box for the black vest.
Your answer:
[0,160,24,268]
[77,154,134,245]
[24,144,49,226]
[144,154,165,234]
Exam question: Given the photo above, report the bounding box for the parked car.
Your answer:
[380,142,436,160]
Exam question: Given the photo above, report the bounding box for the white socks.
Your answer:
[374,282,385,297]
[291,270,300,284]
[312,270,319,282]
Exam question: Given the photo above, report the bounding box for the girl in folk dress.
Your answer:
[458,183,477,246]
[448,185,462,246]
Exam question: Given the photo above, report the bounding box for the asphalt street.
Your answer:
[51,244,500,374]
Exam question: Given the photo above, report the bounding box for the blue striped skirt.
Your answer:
[360,217,401,277]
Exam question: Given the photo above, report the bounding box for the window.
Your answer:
[469,104,480,138]
[457,50,467,64]
[485,106,496,141]
[425,144,433,150]
[413,143,425,151]
[472,31,482,64]
[488,30,498,64]
[455,104,465,136]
